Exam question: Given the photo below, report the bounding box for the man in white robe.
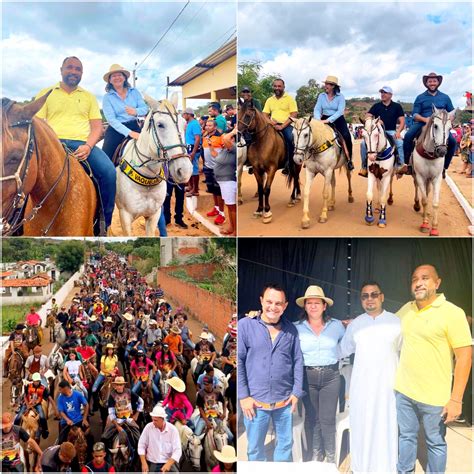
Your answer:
[340,281,401,473]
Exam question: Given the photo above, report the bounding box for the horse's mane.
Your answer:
[159,99,177,114]
[419,109,448,144]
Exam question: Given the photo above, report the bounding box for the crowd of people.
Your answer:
[238,265,472,473]
[34,57,237,236]
[2,251,237,472]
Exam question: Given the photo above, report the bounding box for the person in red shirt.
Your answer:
[81,442,115,473]
[25,307,43,345]
[76,339,99,380]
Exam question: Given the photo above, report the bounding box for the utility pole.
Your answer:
[166,76,169,99]
[132,62,138,87]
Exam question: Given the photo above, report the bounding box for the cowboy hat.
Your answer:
[123,313,134,321]
[296,285,334,307]
[323,75,339,86]
[89,315,98,322]
[103,64,131,83]
[148,319,157,325]
[105,343,115,350]
[423,72,443,87]
[165,376,186,393]
[170,326,181,335]
[103,317,113,323]
[199,331,209,340]
[214,445,237,464]
[149,405,167,419]
[112,376,126,384]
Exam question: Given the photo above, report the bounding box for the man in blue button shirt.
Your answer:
[238,283,304,462]
[400,72,455,175]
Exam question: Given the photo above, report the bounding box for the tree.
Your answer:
[238,60,281,105]
[296,79,324,116]
[55,242,85,273]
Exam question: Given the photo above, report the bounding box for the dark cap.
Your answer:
[15,324,25,330]
[203,376,213,385]
[241,86,251,93]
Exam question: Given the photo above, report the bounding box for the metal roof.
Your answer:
[168,37,236,87]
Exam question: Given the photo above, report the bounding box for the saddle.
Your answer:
[112,137,133,167]
[327,124,350,162]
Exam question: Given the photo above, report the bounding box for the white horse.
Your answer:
[361,117,396,227]
[115,95,193,236]
[292,117,354,228]
[203,418,229,471]
[412,106,453,236]
[175,420,204,471]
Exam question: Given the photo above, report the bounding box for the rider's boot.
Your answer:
[40,418,49,439]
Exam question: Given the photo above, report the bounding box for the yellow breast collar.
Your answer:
[311,139,335,154]
[119,158,165,187]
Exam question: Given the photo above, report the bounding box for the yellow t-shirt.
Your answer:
[262,93,298,124]
[395,293,472,406]
[100,355,118,375]
[35,83,102,142]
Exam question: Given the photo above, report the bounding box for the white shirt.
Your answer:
[65,360,82,378]
[137,421,182,464]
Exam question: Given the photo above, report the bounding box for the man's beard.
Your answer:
[63,74,81,87]
[274,89,283,97]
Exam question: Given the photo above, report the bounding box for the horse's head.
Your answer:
[362,117,385,162]
[238,100,257,135]
[110,430,130,471]
[187,433,204,471]
[1,93,51,234]
[429,106,452,157]
[142,95,192,184]
[292,117,312,165]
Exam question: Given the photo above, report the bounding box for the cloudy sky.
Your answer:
[238,1,472,108]
[2,1,236,106]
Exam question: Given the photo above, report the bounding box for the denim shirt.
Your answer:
[313,93,346,123]
[294,318,345,366]
[412,90,454,119]
[238,316,304,403]
[102,87,149,137]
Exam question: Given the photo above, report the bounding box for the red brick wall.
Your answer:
[157,266,234,339]
[162,263,217,281]
[178,247,202,255]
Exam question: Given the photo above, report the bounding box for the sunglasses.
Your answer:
[361,292,382,300]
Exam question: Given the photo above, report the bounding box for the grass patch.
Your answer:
[1,303,32,335]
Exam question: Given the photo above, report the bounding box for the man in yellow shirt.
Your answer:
[263,78,298,174]
[395,264,471,474]
[35,56,116,233]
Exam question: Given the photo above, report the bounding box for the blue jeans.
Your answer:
[153,370,177,388]
[60,139,116,228]
[157,206,167,236]
[402,123,455,169]
[281,125,294,165]
[361,130,404,168]
[243,404,293,462]
[132,379,160,403]
[92,373,106,393]
[396,391,447,473]
[194,417,234,443]
[15,404,46,424]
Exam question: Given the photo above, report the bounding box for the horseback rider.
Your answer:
[92,343,119,411]
[14,373,56,439]
[193,332,217,381]
[143,319,162,352]
[121,313,142,359]
[313,75,355,171]
[1,412,43,473]
[130,349,160,404]
[35,56,117,233]
[25,345,49,386]
[263,78,298,174]
[40,441,80,473]
[164,326,186,366]
[3,324,29,376]
[25,306,43,345]
[63,350,89,400]
[57,305,70,329]
[359,85,406,177]
[162,377,194,428]
[194,376,234,442]
[221,337,237,376]
[101,376,142,450]
[153,343,178,388]
[399,72,456,176]
[56,380,90,444]
[176,314,195,350]
[197,364,219,390]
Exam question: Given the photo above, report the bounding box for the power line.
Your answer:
[136,1,190,71]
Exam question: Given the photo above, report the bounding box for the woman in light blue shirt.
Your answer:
[101,64,149,161]
[294,285,345,464]
[314,75,354,170]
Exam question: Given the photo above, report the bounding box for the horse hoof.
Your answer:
[348,196,354,203]
[378,220,386,228]
[262,212,273,224]
[388,198,394,205]
[287,201,295,208]
[238,199,243,206]
[301,221,310,229]
[414,204,421,212]
[430,228,440,236]
[420,223,430,233]
[295,195,302,202]
[319,217,327,224]
[328,205,334,211]
[253,212,262,218]
[365,216,375,225]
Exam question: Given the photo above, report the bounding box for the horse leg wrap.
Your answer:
[365,202,375,224]
[378,206,387,225]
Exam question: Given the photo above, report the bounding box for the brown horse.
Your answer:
[238,99,302,224]
[21,407,46,472]
[8,352,24,408]
[25,326,40,352]
[1,94,96,236]
[67,425,88,469]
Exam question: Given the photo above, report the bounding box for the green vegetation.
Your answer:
[55,242,85,273]
[1,304,32,334]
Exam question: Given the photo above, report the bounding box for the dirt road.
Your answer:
[238,141,471,237]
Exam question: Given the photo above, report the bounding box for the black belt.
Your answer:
[305,362,339,371]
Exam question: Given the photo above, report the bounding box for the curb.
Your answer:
[445,173,473,225]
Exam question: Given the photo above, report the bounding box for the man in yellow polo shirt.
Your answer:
[263,78,298,174]
[395,264,471,474]
[35,56,116,233]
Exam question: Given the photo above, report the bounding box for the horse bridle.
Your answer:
[238,106,271,144]
[129,102,189,170]
[1,118,71,236]
[429,113,450,154]
[364,120,387,156]
[293,120,313,160]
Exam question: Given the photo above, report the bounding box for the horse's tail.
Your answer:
[286,150,298,188]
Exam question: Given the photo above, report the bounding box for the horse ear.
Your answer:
[432,104,439,114]
[143,93,160,110]
[170,92,179,109]
[16,90,52,121]
[359,115,366,124]
[109,448,119,454]
[289,116,297,124]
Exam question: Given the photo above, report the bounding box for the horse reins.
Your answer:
[238,107,272,145]
[364,121,393,160]
[1,119,72,236]
[293,120,313,160]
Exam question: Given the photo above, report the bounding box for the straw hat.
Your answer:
[105,343,115,350]
[123,313,133,321]
[103,64,131,83]
[323,75,339,86]
[199,331,209,340]
[423,72,443,87]
[165,376,186,393]
[296,285,334,307]
[170,326,181,335]
[112,376,126,385]
[214,445,237,464]
[149,405,167,419]
[89,315,98,322]
[104,317,113,323]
